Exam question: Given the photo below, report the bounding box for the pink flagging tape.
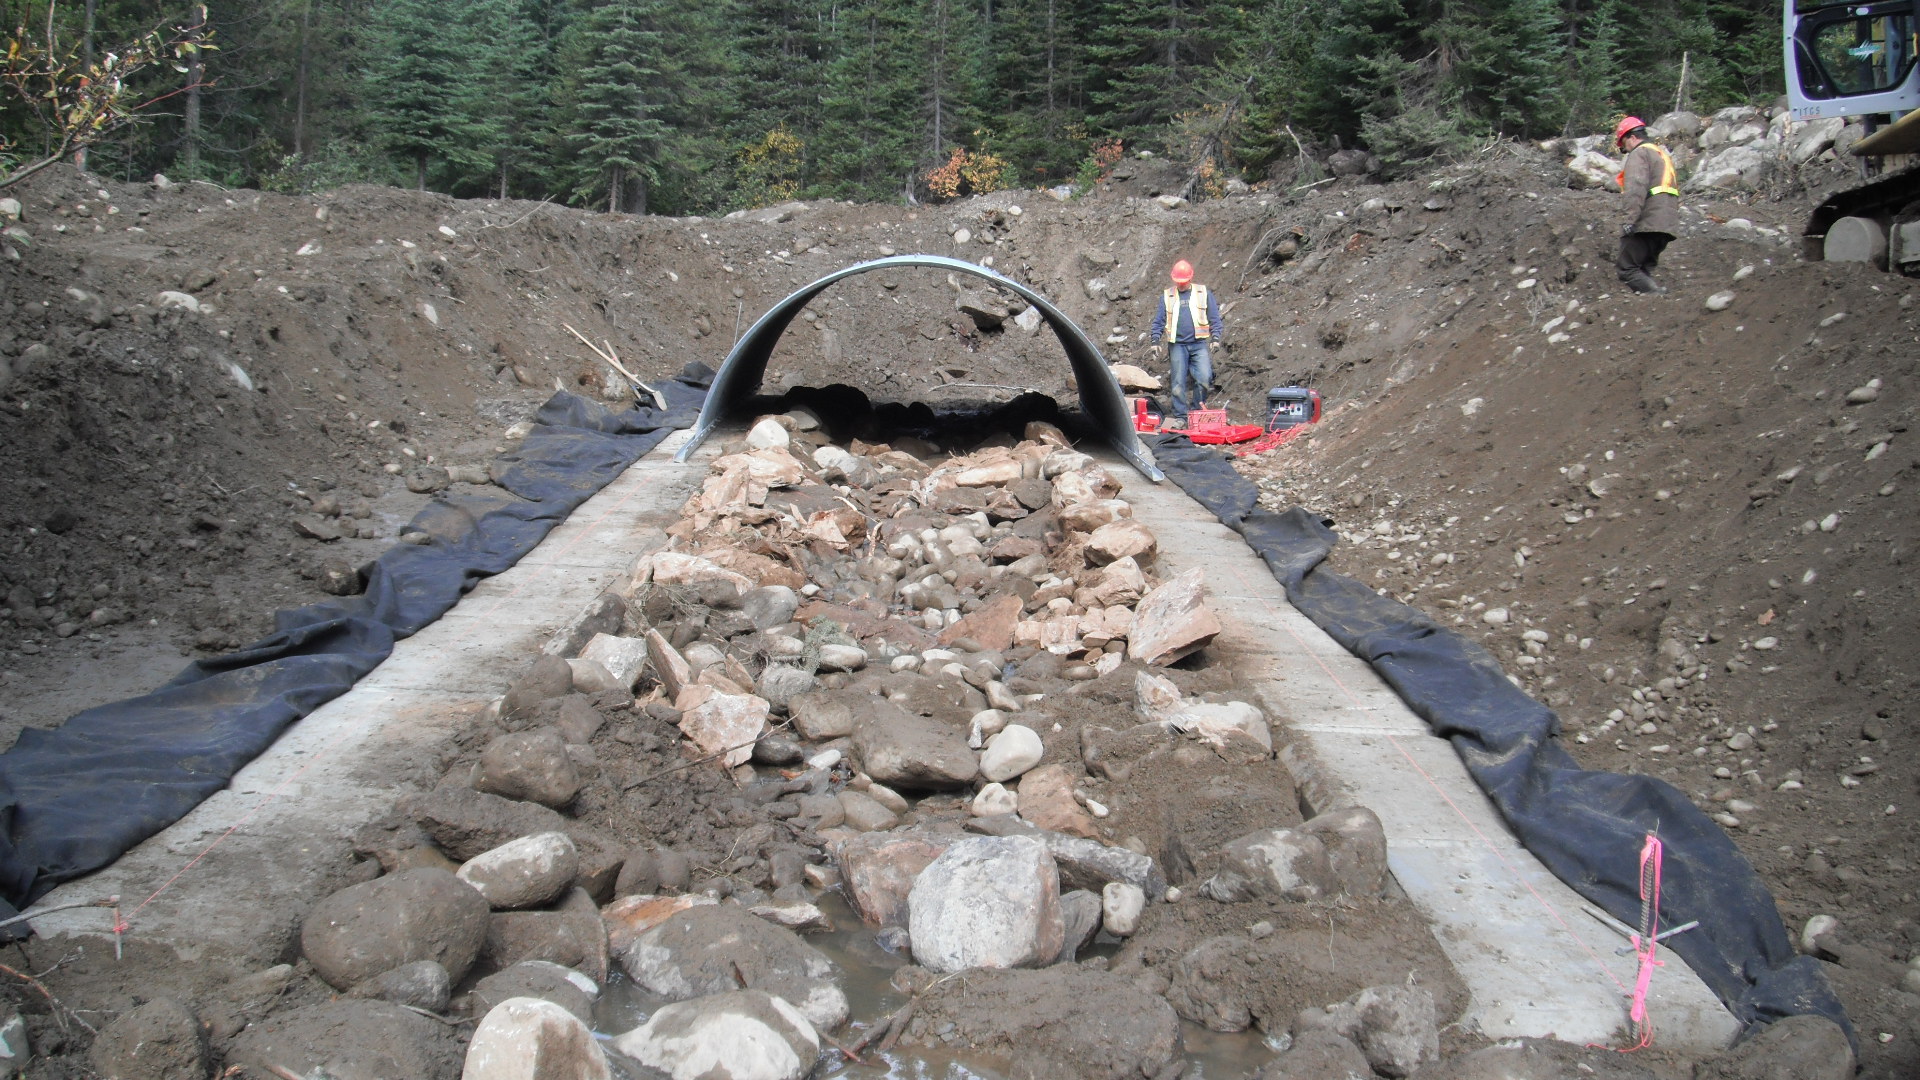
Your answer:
[1626,832,1667,1049]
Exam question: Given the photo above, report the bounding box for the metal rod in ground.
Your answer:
[1615,919,1700,956]
[1582,903,1639,941]
[0,896,119,931]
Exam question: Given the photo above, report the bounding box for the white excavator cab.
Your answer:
[1786,0,1920,121]
[1785,0,1920,271]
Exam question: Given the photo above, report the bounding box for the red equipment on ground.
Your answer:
[1130,386,1322,454]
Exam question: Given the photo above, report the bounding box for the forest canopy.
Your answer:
[1,0,1787,213]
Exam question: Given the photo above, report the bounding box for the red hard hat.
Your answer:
[1614,116,1647,149]
[1170,259,1194,284]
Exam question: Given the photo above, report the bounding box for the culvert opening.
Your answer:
[678,255,1163,481]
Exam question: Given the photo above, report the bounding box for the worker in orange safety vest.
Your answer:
[1147,259,1224,428]
[1614,116,1681,295]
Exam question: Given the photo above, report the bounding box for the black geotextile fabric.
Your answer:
[0,366,712,933]
[1147,435,1851,1045]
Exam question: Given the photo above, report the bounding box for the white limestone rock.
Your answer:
[908,835,1065,972]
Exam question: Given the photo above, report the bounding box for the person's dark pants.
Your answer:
[1617,231,1673,289]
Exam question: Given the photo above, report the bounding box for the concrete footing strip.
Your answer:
[33,430,713,960]
[1119,470,1738,1053]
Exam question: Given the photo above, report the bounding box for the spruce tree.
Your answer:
[365,0,497,190]
[471,0,559,199]
[1568,0,1628,133]
[1427,0,1568,137]
[1307,0,1418,142]
[1084,0,1191,144]
[814,0,920,199]
[565,0,670,213]
[985,0,1094,182]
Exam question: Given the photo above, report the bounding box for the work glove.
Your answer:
[1620,222,1636,236]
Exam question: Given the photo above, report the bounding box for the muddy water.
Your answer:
[592,890,1282,1078]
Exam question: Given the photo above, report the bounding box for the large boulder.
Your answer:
[978,724,1045,782]
[908,835,1065,972]
[503,656,575,718]
[405,786,567,862]
[1085,519,1156,566]
[676,688,769,768]
[742,585,801,631]
[1566,150,1622,190]
[787,689,860,740]
[1646,110,1702,142]
[1056,889,1103,963]
[1688,144,1771,191]
[88,998,209,1080]
[602,894,718,954]
[471,729,584,809]
[1127,568,1220,665]
[302,868,491,990]
[1299,806,1388,898]
[226,999,464,1080]
[348,960,451,1012]
[1788,116,1847,164]
[458,832,579,910]
[611,990,819,1080]
[1170,700,1273,754]
[1166,936,1264,1031]
[461,997,609,1080]
[1016,764,1099,839]
[851,696,979,790]
[1199,827,1336,903]
[755,664,817,712]
[1295,984,1439,1079]
[483,908,610,984]
[965,821,1164,900]
[577,633,649,690]
[468,957,595,1022]
[618,904,848,1031]
[834,831,950,927]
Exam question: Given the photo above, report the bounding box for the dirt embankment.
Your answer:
[0,148,1916,1078]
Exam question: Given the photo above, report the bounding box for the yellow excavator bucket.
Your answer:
[1851,107,1920,156]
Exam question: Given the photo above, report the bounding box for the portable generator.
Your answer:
[1265,386,1322,431]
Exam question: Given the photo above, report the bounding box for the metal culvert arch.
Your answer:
[674,254,1162,481]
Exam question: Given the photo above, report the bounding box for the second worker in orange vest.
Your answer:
[1147,259,1224,428]
[1614,116,1681,295]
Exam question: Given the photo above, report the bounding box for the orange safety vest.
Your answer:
[1616,144,1680,196]
[1161,284,1212,342]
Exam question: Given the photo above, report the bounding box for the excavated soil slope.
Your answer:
[0,148,1916,1078]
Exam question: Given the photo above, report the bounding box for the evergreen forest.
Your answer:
[1,0,1789,213]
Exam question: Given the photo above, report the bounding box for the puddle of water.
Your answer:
[592,889,1280,1078]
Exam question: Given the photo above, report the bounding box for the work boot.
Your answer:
[1626,272,1667,295]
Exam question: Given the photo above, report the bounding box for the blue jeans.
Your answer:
[1168,341,1213,417]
